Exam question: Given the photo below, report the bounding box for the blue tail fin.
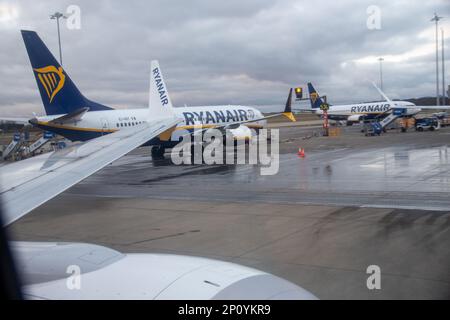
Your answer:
[21,30,112,115]
[307,82,324,109]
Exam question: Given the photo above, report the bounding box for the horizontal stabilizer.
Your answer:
[48,107,89,124]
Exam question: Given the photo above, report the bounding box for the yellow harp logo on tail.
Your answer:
[34,66,66,103]
[310,92,318,104]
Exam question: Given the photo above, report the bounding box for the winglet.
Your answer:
[282,88,296,122]
[372,82,397,107]
[149,60,176,119]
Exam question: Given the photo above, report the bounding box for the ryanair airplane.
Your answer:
[306,82,421,125]
[5,31,295,157]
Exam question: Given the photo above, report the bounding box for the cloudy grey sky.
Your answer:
[0,0,449,115]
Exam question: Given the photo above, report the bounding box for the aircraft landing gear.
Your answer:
[151,146,165,158]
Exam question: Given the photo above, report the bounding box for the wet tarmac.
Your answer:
[67,143,450,211]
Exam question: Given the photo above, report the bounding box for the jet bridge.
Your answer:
[2,131,56,160]
[25,131,55,155]
[2,133,22,160]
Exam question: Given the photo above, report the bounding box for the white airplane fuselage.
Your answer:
[312,100,421,122]
[31,105,266,144]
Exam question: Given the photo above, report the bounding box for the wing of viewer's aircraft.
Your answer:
[0,118,179,226]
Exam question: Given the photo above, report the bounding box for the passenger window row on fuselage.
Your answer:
[116,121,144,128]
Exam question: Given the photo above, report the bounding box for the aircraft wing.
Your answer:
[293,108,316,113]
[48,107,89,124]
[410,105,450,110]
[0,118,179,227]
[0,117,30,125]
[223,87,297,128]
[371,83,450,111]
[185,88,296,138]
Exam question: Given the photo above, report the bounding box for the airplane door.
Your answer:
[100,118,109,135]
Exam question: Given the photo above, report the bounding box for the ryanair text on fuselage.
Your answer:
[350,104,390,114]
[182,109,254,126]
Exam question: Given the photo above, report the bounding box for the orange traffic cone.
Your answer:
[298,148,305,158]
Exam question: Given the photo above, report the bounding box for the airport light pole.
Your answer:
[50,12,66,65]
[378,57,384,99]
[442,28,446,105]
[431,13,442,106]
